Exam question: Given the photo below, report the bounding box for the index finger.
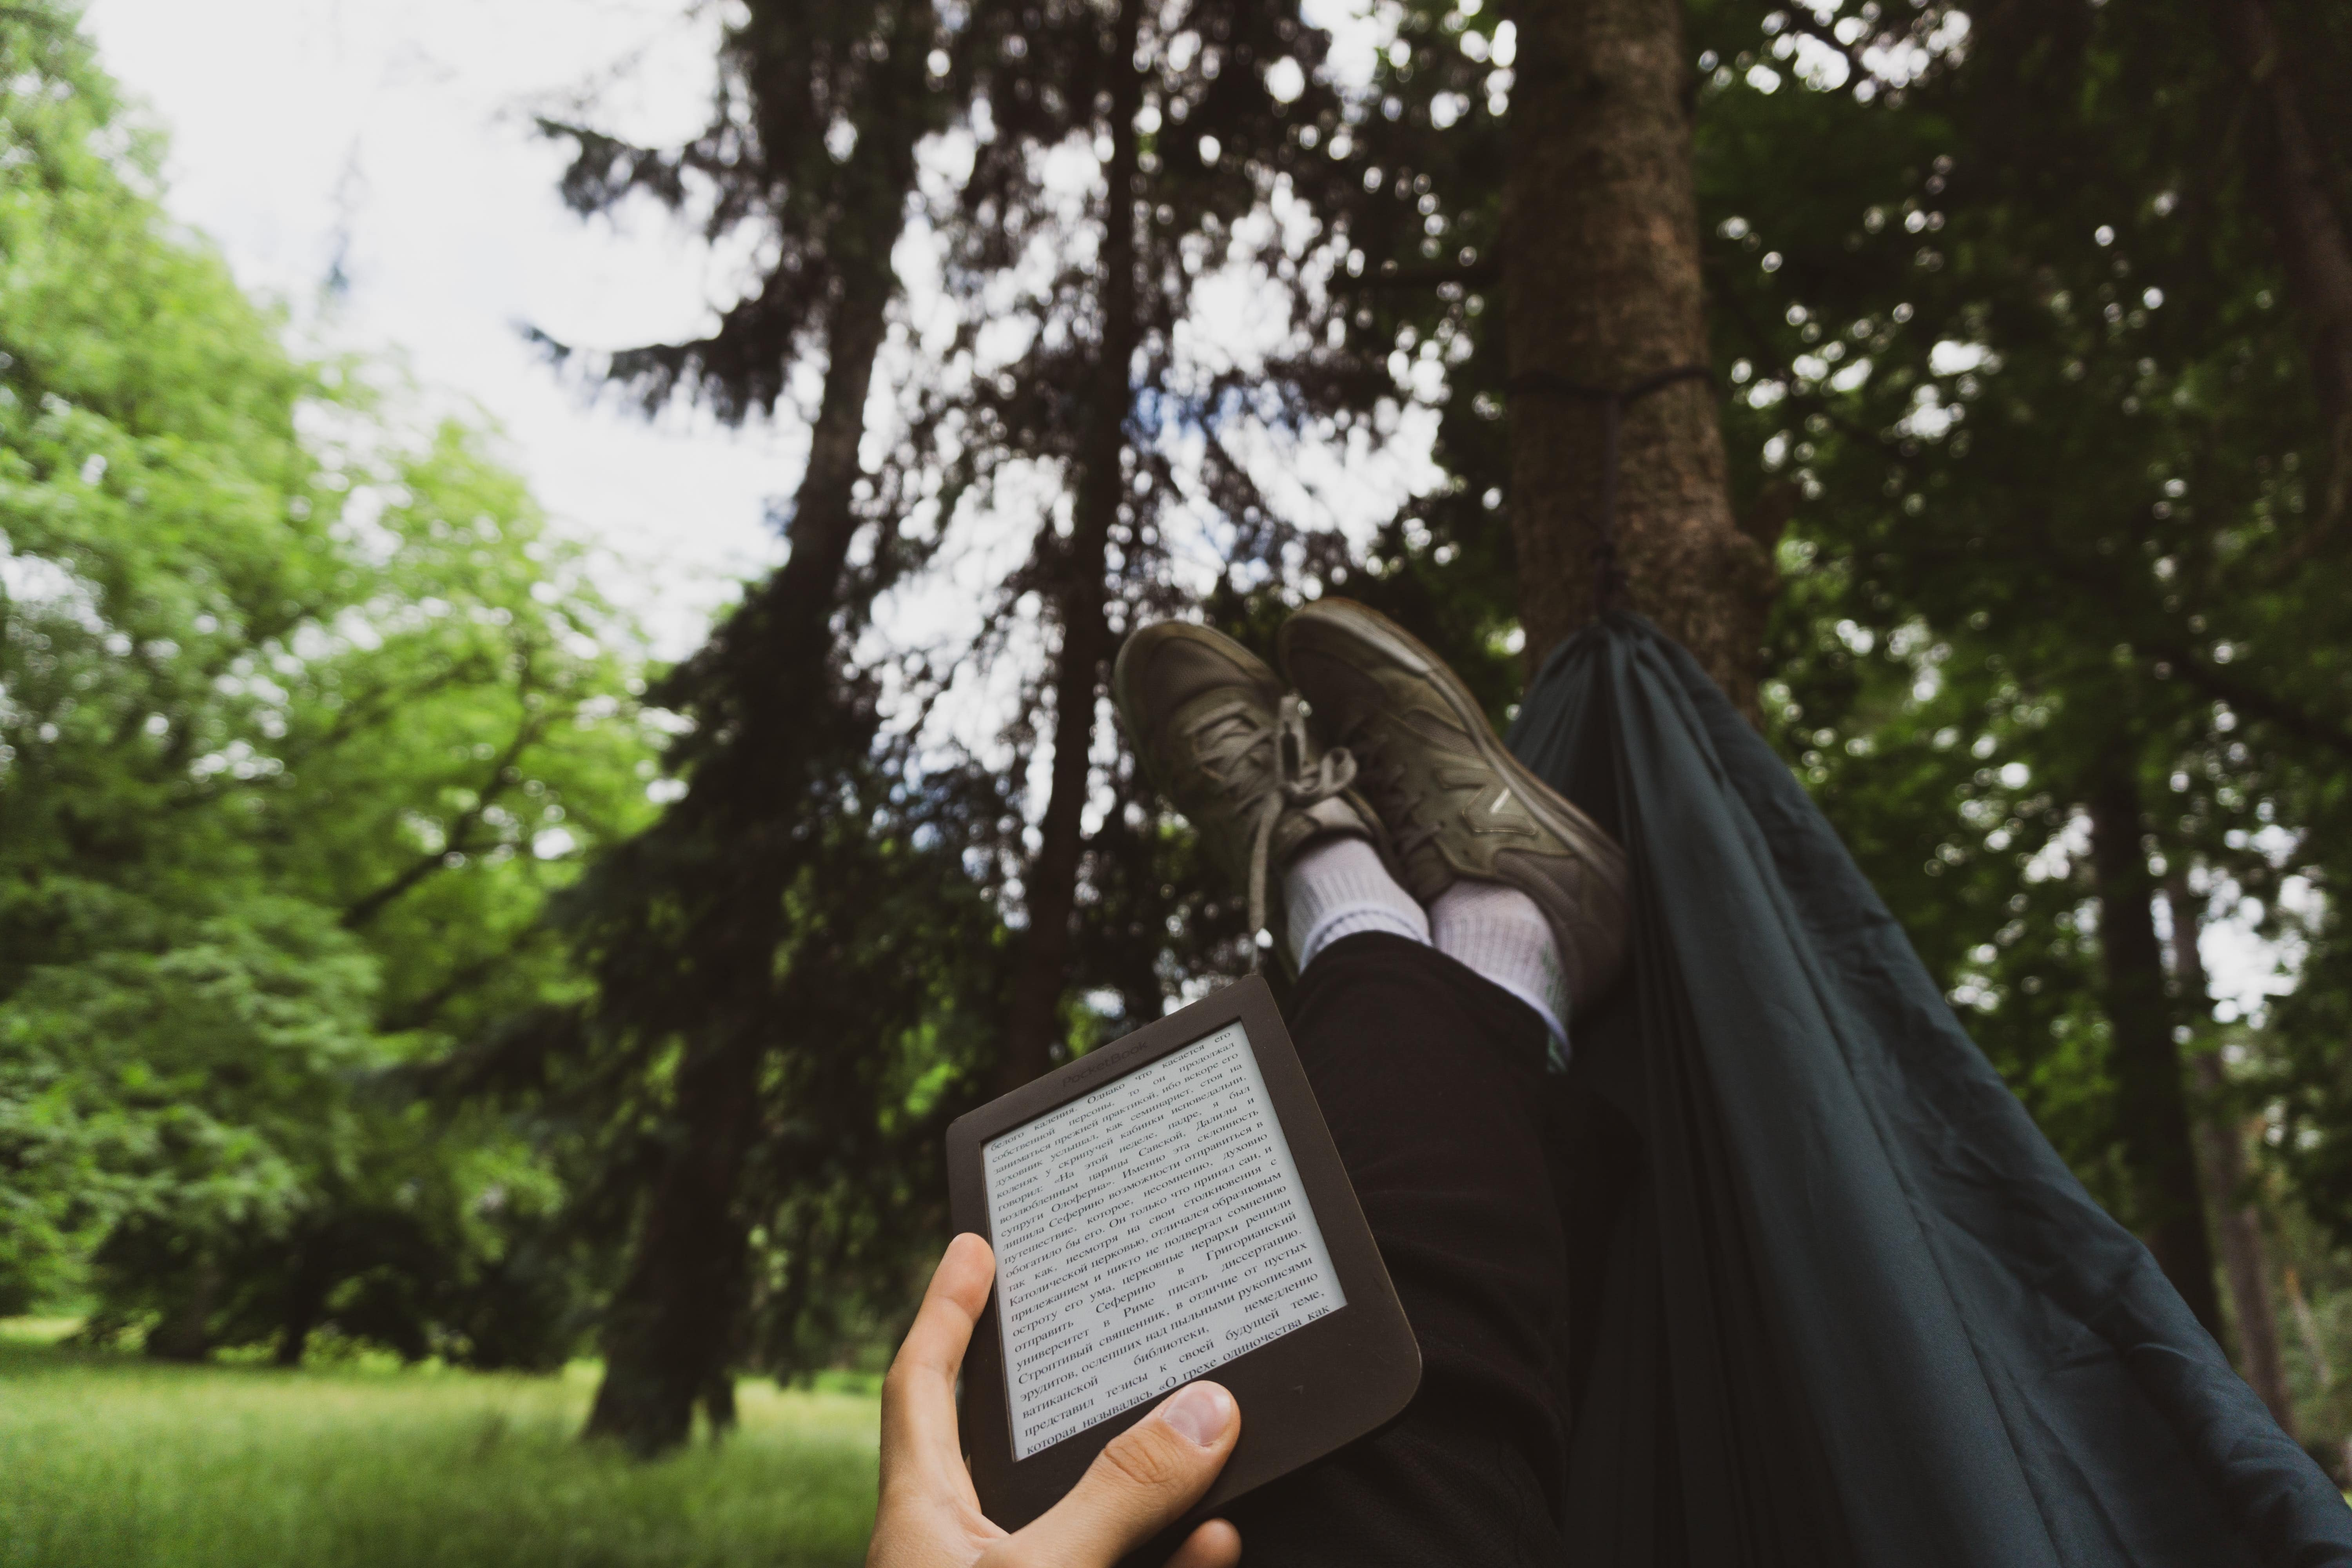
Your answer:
[880,1232,995,1484]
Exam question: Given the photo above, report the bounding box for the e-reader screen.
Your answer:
[981,1020,1347,1460]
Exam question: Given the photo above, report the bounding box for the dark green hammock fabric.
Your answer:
[1506,613,2352,1567]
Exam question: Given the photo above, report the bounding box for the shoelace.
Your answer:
[1192,692,1359,970]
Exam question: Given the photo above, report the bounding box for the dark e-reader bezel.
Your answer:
[945,975,1421,1537]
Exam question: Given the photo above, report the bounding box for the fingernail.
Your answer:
[1159,1382,1233,1447]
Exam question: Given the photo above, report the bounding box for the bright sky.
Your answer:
[77,0,1418,646]
[83,0,789,660]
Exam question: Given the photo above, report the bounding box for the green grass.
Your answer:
[0,1323,880,1568]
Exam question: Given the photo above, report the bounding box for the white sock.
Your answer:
[1283,837,1428,970]
[1430,879,1570,1059]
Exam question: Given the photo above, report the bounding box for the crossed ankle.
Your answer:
[1429,879,1569,1053]
[1283,836,1429,970]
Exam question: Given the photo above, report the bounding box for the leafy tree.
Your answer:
[0,7,653,1363]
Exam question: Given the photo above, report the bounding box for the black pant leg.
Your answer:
[1225,931,1571,1568]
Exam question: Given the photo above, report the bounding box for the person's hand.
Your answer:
[867,1232,1243,1568]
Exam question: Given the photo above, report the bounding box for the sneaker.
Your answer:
[1278,599,1630,1016]
[1113,620,1383,971]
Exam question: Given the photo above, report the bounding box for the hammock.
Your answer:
[1507,612,2352,1567]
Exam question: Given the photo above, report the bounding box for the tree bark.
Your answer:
[2086,767,2223,1339]
[1501,0,1773,712]
[583,119,906,1456]
[2166,878,2297,1435]
[2212,0,2352,528]
[995,0,1143,1096]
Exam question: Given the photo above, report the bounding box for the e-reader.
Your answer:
[945,976,1421,1536]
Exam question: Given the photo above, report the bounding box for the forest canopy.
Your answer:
[6,0,2352,1480]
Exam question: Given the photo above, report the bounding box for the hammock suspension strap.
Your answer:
[1505,365,1713,616]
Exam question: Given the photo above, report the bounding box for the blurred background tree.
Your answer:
[516,0,1004,1454]
[1689,0,2352,1439]
[0,11,654,1368]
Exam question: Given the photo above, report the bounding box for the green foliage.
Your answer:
[0,5,654,1354]
[2,903,374,1312]
[1678,0,2352,1225]
[0,1336,876,1568]
[17,0,2348,1446]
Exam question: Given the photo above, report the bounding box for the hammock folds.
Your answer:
[1506,613,2352,1568]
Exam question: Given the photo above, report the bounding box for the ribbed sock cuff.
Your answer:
[1285,837,1429,971]
[1429,879,1569,1059]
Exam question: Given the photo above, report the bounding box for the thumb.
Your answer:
[1003,1383,1240,1566]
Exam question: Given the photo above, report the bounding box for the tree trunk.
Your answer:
[584,1017,763,1454]
[2212,0,2352,527]
[145,1258,220,1363]
[995,0,1143,1095]
[2086,766,2223,1339]
[274,1238,330,1369]
[2166,878,2297,1435]
[1501,0,1773,712]
[272,1315,313,1369]
[583,200,900,1460]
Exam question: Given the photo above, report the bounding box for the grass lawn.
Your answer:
[0,1321,880,1568]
